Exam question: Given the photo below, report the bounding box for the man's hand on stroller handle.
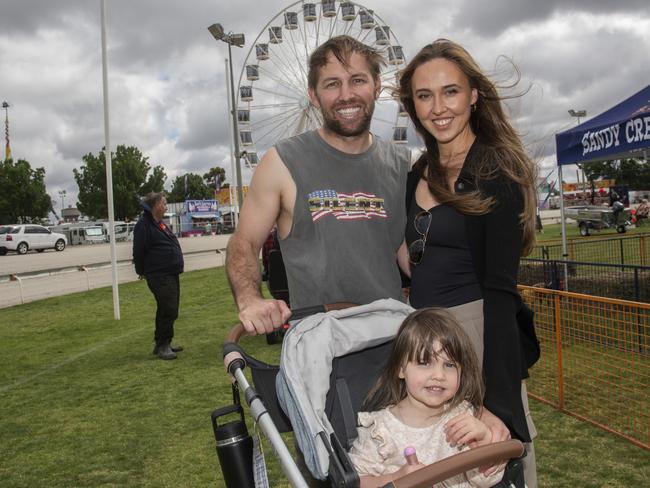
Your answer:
[238,296,291,335]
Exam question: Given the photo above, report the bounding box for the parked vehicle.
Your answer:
[564,204,632,236]
[98,221,130,242]
[0,224,67,255]
[49,224,106,245]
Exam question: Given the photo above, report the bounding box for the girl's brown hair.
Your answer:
[363,308,484,413]
[399,39,537,255]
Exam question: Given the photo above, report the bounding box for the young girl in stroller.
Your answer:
[348,308,504,487]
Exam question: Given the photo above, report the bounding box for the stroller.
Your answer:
[213,299,525,488]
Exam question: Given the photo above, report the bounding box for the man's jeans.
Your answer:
[146,274,180,346]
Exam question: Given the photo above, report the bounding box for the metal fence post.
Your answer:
[78,266,91,291]
[620,239,625,269]
[554,293,564,409]
[10,274,24,305]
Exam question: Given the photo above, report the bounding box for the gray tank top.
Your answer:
[275,130,409,309]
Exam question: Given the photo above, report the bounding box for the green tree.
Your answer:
[140,165,167,196]
[203,166,226,191]
[73,145,166,220]
[168,173,211,202]
[583,158,649,190]
[0,158,52,224]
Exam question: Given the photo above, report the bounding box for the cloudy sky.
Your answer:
[1,0,648,213]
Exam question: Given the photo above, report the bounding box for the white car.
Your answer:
[0,224,67,255]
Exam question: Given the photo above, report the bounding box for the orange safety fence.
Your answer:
[519,285,650,450]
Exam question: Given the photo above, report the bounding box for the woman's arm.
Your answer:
[397,240,411,278]
[479,175,530,441]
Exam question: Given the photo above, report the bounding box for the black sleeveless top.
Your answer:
[405,195,482,308]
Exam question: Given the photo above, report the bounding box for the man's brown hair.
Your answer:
[307,35,384,90]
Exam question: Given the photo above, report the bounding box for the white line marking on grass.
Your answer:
[0,326,145,394]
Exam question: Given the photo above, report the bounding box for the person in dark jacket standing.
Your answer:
[133,192,184,360]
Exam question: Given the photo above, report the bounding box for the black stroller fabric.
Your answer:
[246,339,394,446]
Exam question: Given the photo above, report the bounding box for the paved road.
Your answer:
[0,234,232,308]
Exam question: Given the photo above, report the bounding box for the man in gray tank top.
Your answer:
[226,35,409,336]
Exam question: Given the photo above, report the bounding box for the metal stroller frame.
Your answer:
[214,303,525,488]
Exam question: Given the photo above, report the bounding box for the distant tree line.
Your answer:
[0,144,227,224]
[583,158,649,190]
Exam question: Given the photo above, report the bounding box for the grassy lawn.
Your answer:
[1,267,648,487]
[529,224,650,266]
[535,222,648,243]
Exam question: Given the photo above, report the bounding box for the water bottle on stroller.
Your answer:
[211,385,255,488]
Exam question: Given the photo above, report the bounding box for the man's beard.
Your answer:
[320,100,374,137]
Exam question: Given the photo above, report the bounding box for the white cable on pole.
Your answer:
[100,0,120,319]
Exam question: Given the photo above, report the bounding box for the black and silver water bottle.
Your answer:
[212,402,255,487]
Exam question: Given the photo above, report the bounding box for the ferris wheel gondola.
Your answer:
[235,1,410,170]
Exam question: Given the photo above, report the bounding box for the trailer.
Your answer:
[564,204,632,236]
[49,224,106,245]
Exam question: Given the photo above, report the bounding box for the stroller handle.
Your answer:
[225,302,357,344]
[385,439,525,488]
[223,302,356,374]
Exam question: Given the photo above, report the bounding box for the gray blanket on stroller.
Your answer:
[276,298,414,480]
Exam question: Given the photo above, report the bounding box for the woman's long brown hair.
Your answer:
[399,39,537,255]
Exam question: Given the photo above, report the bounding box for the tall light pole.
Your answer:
[568,109,588,201]
[208,23,245,213]
[558,108,588,291]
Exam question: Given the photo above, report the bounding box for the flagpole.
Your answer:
[101,0,120,319]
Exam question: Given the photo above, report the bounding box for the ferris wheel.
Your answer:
[235,0,410,170]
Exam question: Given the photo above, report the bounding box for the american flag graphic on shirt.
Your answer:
[308,189,387,222]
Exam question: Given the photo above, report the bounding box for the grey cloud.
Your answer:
[2,0,650,203]
[452,0,650,36]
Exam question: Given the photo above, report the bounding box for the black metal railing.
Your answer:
[519,258,650,303]
[529,233,650,266]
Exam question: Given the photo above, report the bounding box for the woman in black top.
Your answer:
[397,39,539,487]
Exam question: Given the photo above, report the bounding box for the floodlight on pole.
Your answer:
[568,109,587,124]
[208,22,246,213]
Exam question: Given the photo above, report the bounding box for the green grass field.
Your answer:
[1,267,648,487]
[535,221,648,243]
[531,224,650,265]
